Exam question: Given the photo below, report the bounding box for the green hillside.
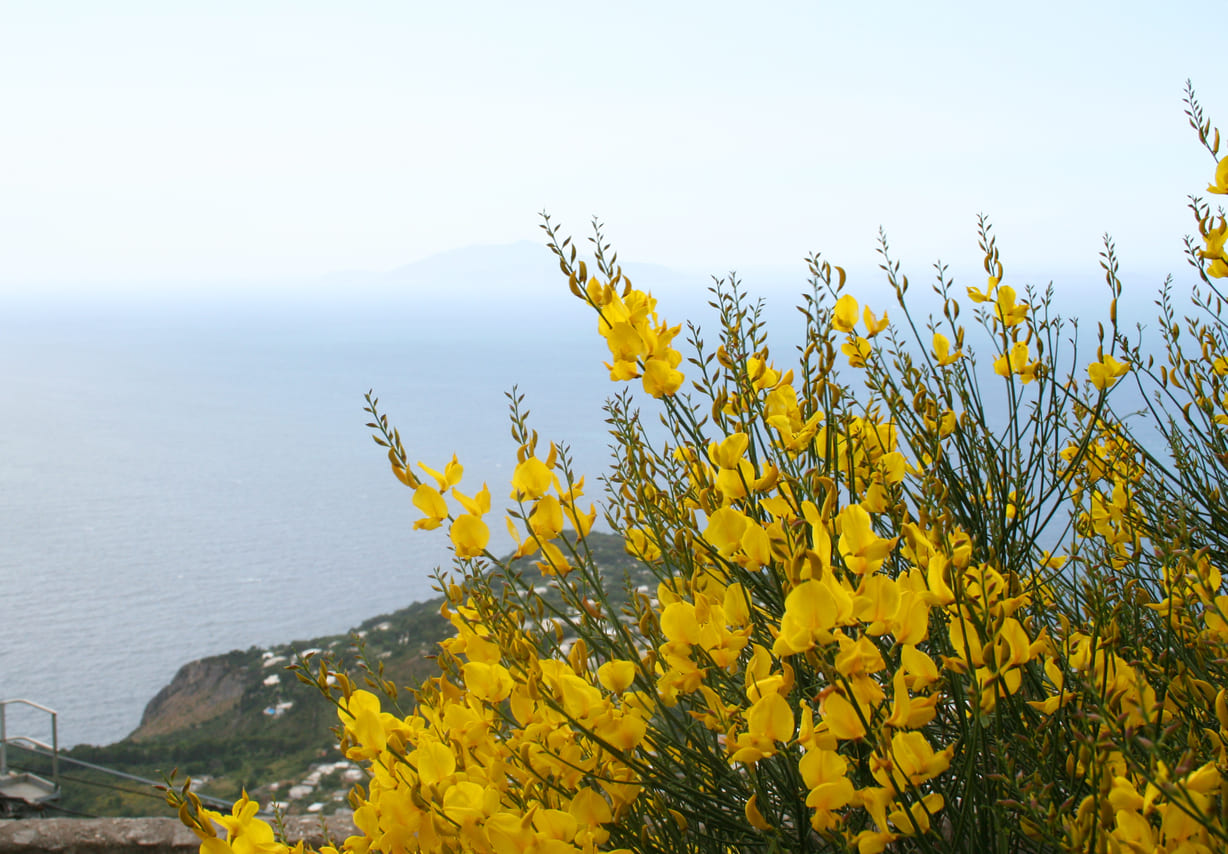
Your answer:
[5,532,644,818]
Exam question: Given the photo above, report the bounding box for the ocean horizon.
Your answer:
[0,248,1159,748]
[1,282,629,747]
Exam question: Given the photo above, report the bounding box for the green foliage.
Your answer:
[30,535,639,818]
[170,86,1228,854]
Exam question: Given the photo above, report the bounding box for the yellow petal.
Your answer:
[511,456,553,500]
[820,690,866,740]
[744,792,772,830]
[598,660,637,694]
[463,661,513,703]
[569,787,613,827]
[450,514,489,558]
[413,738,456,787]
[833,294,859,332]
[412,484,448,529]
[642,357,684,397]
[747,691,795,744]
[529,494,565,540]
[1208,156,1228,194]
[705,507,749,556]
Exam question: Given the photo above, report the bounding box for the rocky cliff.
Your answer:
[45,532,641,818]
[130,655,249,741]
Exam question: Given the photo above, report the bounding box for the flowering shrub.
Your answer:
[173,85,1228,853]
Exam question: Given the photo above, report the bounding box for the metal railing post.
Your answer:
[1,702,7,777]
[50,711,58,790]
[1,699,61,785]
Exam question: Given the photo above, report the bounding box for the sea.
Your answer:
[0,276,646,747]
[0,247,1166,749]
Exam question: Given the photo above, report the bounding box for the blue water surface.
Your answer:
[0,255,1170,747]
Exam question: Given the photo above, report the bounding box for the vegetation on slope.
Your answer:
[3,531,644,817]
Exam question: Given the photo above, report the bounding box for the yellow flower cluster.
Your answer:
[180,92,1228,854]
[177,791,309,854]
[1199,215,1227,279]
[387,452,492,559]
[505,441,597,575]
[583,277,684,398]
[326,610,644,854]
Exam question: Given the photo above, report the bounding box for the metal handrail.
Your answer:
[8,741,233,811]
[2,706,239,813]
[1,699,59,793]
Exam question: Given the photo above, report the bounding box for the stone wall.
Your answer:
[0,815,357,854]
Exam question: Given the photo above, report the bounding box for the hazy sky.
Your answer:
[0,2,1222,291]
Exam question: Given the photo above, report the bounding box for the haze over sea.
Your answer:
[0,244,572,745]
[0,241,1146,747]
